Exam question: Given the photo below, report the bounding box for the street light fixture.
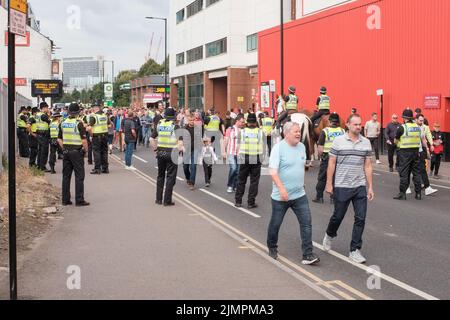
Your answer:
[146,16,168,104]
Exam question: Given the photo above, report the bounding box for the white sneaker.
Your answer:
[406,187,412,195]
[425,187,438,196]
[349,250,366,264]
[126,166,137,171]
[376,160,382,164]
[322,234,334,252]
[227,187,234,193]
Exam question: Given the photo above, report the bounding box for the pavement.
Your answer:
[0,154,330,300]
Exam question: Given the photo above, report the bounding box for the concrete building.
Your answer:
[62,56,105,92]
[0,3,53,106]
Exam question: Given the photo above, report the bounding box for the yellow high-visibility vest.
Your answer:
[157,120,177,149]
[35,112,49,131]
[29,116,37,133]
[239,127,263,156]
[318,95,331,110]
[17,113,27,128]
[398,123,421,149]
[205,115,220,132]
[286,94,298,110]
[323,127,345,154]
[262,117,274,136]
[61,118,82,146]
[92,114,108,134]
[50,121,60,139]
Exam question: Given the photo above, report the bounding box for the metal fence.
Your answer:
[0,82,32,172]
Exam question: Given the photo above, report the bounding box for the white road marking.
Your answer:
[133,155,148,163]
[177,177,185,182]
[373,173,381,176]
[430,184,450,190]
[199,189,261,218]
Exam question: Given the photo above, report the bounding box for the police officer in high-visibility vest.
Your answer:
[393,109,426,200]
[28,107,39,168]
[151,108,183,206]
[261,111,275,156]
[89,104,111,174]
[36,101,52,172]
[48,111,63,174]
[311,87,331,125]
[17,106,30,158]
[57,103,90,207]
[204,108,224,158]
[83,108,94,165]
[235,113,264,209]
[277,86,299,128]
[312,113,345,204]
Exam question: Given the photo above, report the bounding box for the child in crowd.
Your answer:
[431,122,444,179]
[200,137,218,187]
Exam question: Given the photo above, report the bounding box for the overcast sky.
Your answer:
[29,0,169,78]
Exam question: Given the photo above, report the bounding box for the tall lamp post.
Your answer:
[146,16,168,105]
[280,0,285,97]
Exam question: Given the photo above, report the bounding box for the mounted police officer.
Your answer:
[311,86,331,126]
[277,86,299,128]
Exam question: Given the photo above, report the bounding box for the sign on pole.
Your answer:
[104,83,113,98]
[9,0,28,38]
[269,80,276,93]
[260,82,270,109]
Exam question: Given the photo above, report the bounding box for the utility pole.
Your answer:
[280,0,285,97]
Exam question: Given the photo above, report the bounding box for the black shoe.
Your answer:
[90,170,101,175]
[76,201,90,207]
[415,193,422,200]
[235,203,242,208]
[43,167,52,173]
[62,201,73,206]
[88,161,93,165]
[248,204,258,209]
[389,167,394,172]
[163,202,175,207]
[51,168,56,174]
[393,193,407,200]
[312,197,324,204]
[102,169,110,174]
[268,247,278,260]
[302,253,320,265]
[155,200,163,205]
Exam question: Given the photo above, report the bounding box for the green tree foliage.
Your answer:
[138,58,164,77]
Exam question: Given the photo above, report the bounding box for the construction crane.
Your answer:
[146,32,154,62]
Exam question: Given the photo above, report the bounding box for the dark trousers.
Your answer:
[87,132,93,163]
[62,149,86,204]
[28,134,38,167]
[431,153,442,175]
[49,139,61,168]
[419,151,430,189]
[203,161,213,184]
[387,143,398,169]
[156,151,178,204]
[267,136,272,157]
[17,128,29,157]
[37,133,49,170]
[235,158,261,206]
[368,137,380,160]
[326,186,367,252]
[92,134,109,171]
[315,156,329,199]
[311,109,330,124]
[397,149,421,194]
[183,151,198,185]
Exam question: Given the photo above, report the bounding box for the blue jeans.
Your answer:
[326,186,367,252]
[267,196,314,258]
[183,150,198,185]
[227,155,239,189]
[125,142,135,167]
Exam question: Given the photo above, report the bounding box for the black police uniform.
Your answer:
[59,115,89,206]
[17,111,30,157]
[28,113,39,168]
[83,115,94,165]
[89,111,110,173]
[36,111,51,171]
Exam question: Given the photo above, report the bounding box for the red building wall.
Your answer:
[259,0,450,132]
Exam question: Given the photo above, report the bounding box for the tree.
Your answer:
[72,88,81,101]
[138,58,164,77]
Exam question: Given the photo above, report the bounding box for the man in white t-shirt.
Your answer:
[365,112,381,164]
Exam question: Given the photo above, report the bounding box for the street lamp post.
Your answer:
[146,16,168,105]
[280,0,285,97]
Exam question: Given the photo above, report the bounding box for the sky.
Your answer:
[29,0,170,78]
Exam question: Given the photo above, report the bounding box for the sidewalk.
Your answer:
[0,157,327,300]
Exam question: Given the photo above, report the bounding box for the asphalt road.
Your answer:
[117,146,450,300]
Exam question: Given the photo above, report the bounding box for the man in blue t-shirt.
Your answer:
[266,122,320,266]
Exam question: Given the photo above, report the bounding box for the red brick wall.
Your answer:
[204,72,214,111]
[213,77,227,116]
[228,67,254,112]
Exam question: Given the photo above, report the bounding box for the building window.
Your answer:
[186,46,203,63]
[188,73,204,110]
[177,77,185,109]
[187,0,203,18]
[176,53,185,66]
[176,9,185,24]
[206,0,220,7]
[247,33,258,52]
[206,38,227,58]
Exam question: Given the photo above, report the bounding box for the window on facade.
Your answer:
[176,9,185,24]
[206,0,220,7]
[188,73,204,110]
[186,46,203,63]
[176,53,185,66]
[187,0,203,18]
[206,38,227,58]
[177,78,185,109]
[247,34,258,52]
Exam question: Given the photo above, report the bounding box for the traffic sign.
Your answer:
[104,83,113,98]
[9,9,27,37]
[10,0,28,14]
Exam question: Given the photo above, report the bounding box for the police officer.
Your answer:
[83,108,94,165]
[235,113,264,209]
[89,104,110,174]
[58,103,90,207]
[28,107,39,168]
[261,111,275,156]
[35,102,51,172]
[17,106,30,158]
[151,108,183,206]
[394,109,424,200]
[312,113,345,204]
[277,86,299,127]
[311,86,331,125]
[204,108,224,157]
[49,111,62,174]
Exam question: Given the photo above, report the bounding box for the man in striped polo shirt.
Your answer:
[322,114,375,264]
